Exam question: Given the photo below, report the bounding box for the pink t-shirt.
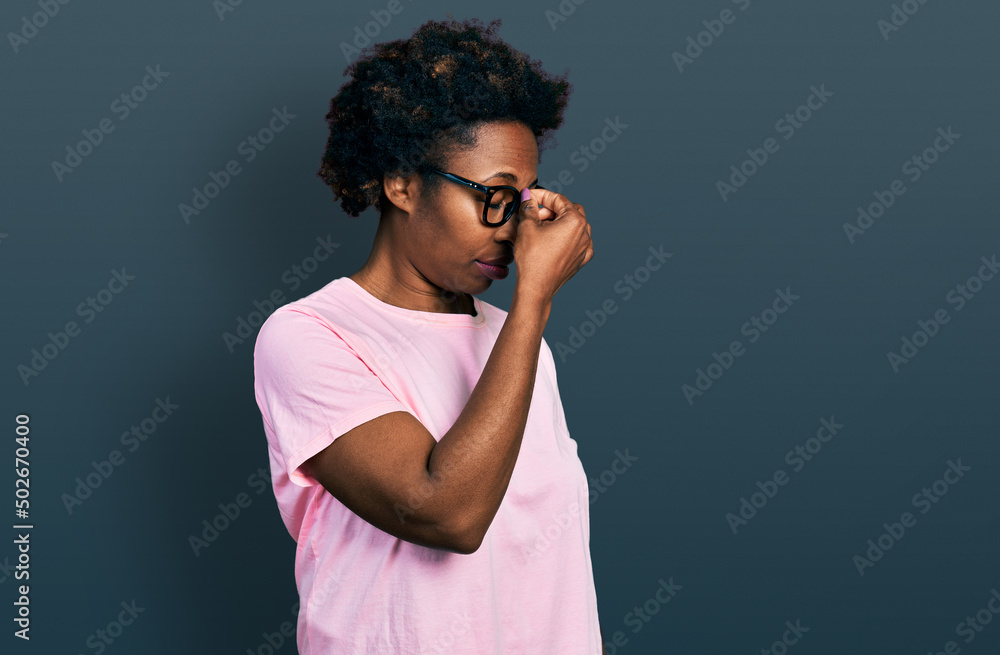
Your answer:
[253,276,602,655]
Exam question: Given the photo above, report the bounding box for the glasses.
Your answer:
[432,170,544,227]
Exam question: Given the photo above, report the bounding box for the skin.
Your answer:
[349,120,545,314]
[309,119,602,651]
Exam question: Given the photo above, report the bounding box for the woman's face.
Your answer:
[403,120,539,301]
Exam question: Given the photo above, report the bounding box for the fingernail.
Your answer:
[520,187,531,202]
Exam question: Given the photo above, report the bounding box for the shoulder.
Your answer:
[253,277,360,361]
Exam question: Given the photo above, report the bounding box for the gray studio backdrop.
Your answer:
[2,0,998,653]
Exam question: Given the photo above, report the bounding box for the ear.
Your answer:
[381,172,421,216]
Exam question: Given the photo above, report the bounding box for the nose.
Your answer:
[494,207,520,241]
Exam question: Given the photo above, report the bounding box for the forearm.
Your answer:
[425,285,551,551]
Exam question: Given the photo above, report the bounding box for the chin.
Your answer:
[468,277,495,296]
[438,271,488,298]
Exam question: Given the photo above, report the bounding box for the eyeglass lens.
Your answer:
[485,187,518,225]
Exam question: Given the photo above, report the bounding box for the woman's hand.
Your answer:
[512,187,594,304]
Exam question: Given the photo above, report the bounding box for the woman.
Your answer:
[253,18,599,654]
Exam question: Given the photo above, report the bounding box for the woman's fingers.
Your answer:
[523,188,584,222]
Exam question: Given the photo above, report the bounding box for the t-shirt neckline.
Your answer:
[340,277,487,327]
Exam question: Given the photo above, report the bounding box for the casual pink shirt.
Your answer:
[253,276,602,655]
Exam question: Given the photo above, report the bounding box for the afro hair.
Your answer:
[317,17,572,217]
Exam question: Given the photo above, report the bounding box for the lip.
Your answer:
[475,260,509,280]
[478,256,513,266]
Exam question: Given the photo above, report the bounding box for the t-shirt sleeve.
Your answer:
[253,307,413,487]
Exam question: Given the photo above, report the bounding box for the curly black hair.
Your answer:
[317,17,572,217]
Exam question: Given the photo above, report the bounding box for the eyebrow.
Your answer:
[484,171,539,188]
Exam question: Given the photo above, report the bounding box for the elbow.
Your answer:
[439,512,486,555]
[400,503,484,554]
[450,530,484,555]
[413,478,489,554]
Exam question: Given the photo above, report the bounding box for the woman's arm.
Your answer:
[305,190,591,554]
[304,289,549,554]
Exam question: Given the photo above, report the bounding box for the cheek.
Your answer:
[426,204,482,252]
[410,206,476,271]
[442,195,479,230]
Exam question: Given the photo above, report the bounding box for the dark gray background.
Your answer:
[2,0,998,653]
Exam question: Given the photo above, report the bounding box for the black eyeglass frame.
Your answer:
[432,169,544,226]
